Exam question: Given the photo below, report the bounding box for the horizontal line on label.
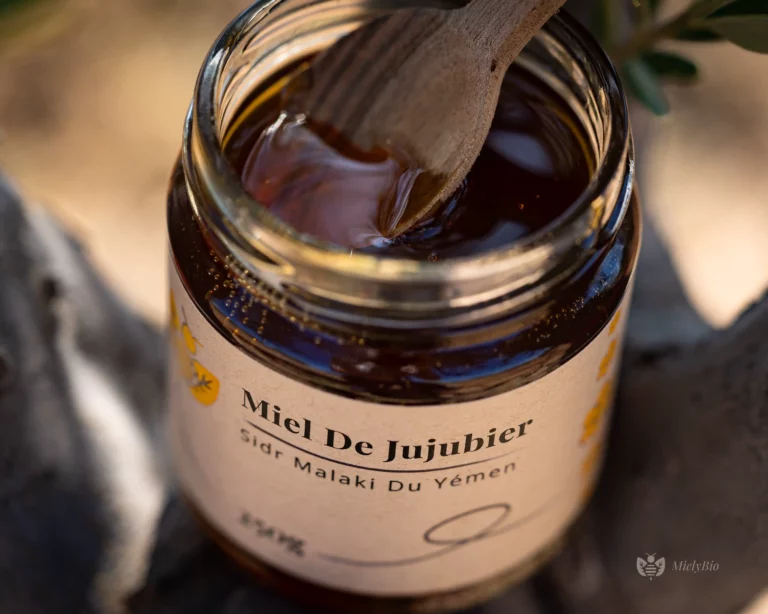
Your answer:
[243,420,517,474]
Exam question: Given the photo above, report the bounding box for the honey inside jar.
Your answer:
[223,62,595,258]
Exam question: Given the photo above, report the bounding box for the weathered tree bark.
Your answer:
[543,292,768,614]
[0,175,166,614]
[0,177,109,614]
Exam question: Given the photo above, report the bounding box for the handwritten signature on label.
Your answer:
[320,502,550,567]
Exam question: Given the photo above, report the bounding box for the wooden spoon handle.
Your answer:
[458,0,566,68]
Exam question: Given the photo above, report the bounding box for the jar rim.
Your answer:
[184,0,632,312]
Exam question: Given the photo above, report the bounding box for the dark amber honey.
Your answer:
[224,63,594,259]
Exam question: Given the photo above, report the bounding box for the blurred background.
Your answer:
[0,0,252,321]
[0,0,767,612]
[0,0,767,327]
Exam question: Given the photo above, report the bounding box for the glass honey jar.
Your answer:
[167,1,640,611]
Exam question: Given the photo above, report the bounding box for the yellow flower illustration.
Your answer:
[598,339,617,380]
[580,379,613,445]
[170,290,220,406]
[174,334,194,382]
[578,305,624,503]
[182,323,197,353]
[191,360,220,406]
[170,290,180,331]
[609,308,622,334]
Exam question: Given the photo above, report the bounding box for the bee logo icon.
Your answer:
[637,554,666,580]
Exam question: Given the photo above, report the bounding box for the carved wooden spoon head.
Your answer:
[299,0,567,236]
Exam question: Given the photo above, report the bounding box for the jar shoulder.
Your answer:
[168,161,640,405]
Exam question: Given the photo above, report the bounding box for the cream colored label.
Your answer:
[168,263,631,597]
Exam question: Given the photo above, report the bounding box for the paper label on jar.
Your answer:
[168,261,632,597]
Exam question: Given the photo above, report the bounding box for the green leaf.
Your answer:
[705,0,768,53]
[709,0,768,17]
[709,16,768,53]
[622,58,670,116]
[675,27,725,41]
[642,51,700,81]
[690,0,742,17]
[0,0,35,16]
[592,1,610,46]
